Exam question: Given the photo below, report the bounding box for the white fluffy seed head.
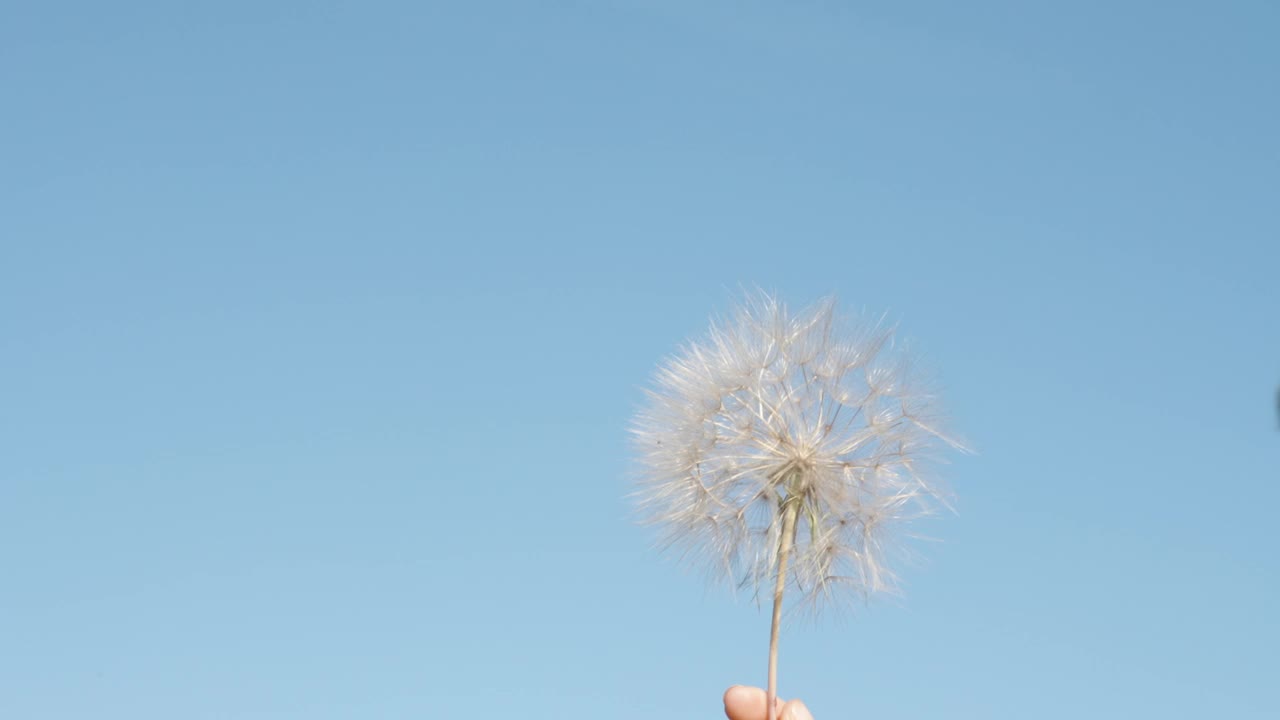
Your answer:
[631,293,965,611]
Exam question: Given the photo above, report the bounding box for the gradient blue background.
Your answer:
[3,1,1277,718]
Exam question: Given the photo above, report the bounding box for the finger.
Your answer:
[723,686,784,720]
[779,698,814,720]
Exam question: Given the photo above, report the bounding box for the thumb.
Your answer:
[722,686,782,720]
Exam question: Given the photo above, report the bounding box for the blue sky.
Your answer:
[2,1,1277,718]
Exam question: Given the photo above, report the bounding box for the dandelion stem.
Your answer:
[767,493,801,720]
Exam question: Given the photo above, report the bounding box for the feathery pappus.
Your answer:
[632,293,966,611]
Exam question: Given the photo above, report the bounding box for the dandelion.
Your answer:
[631,292,964,720]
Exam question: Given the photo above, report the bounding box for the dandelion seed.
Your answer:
[631,292,965,720]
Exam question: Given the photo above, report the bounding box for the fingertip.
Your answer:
[723,686,785,720]
[780,698,813,720]
[723,685,761,718]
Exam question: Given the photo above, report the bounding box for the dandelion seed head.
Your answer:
[631,293,964,610]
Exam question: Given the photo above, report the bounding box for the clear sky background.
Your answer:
[2,1,1277,718]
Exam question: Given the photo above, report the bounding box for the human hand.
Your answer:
[723,686,813,720]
